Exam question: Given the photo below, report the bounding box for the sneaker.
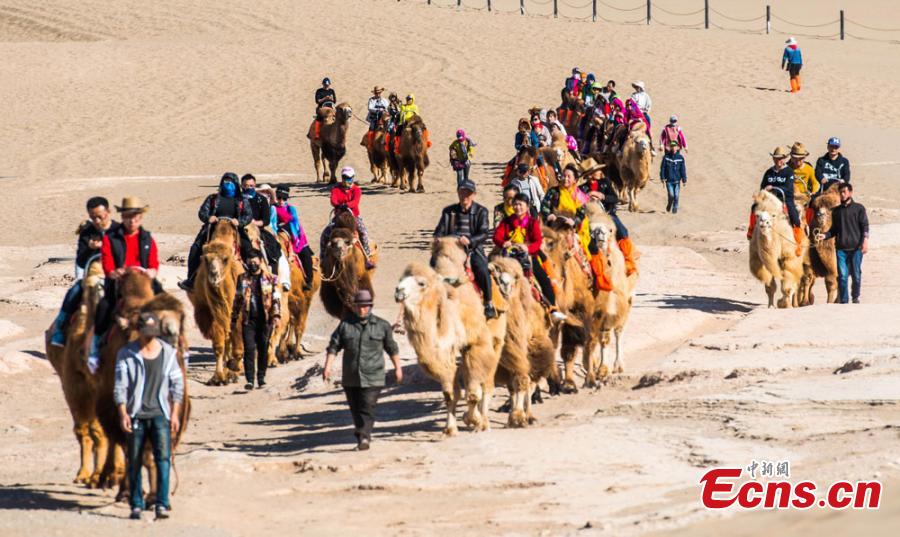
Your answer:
[484,303,498,320]
[177,280,193,291]
[550,309,567,322]
[129,508,142,520]
[257,379,266,388]
[852,298,860,304]
[244,383,254,391]
[282,282,291,292]
[357,439,370,451]
[155,506,170,520]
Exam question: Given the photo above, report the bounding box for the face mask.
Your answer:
[244,187,256,198]
[221,181,237,198]
[249,262,261,273]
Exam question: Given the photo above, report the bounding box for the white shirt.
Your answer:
[367,96,388,114]
[631,90,652,114]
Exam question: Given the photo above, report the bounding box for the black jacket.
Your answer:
[198,174,252,226]
[108,226,154,270]
[581,179,619,215]
[433,202,490,253]
[815,153,851,184]
[760,166,796,206]
[326,314,399,388]
[825,200,869,251]
[76,220,119,270]
[244,193,271,227]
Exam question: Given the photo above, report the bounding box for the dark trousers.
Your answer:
[128,415,171,510]
[343,386,381,443]
[298,245,314,281]
[836,249,863,303]
[530,254,556,306]
[454,161,471,187]
[61,280,83,317]
[610,213,628,240]
[242,318,269,384]
[469,250,493,305]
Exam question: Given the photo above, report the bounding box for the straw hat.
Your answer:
[577,157,606,176]
[115,196,148,214]
[371,86,384,94]
[770,146,790,158]
[790,142,810,158]
[632,80,645,91]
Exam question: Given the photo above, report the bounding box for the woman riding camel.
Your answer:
[579,159,639,278]
[271,184,314,291]
[399,94,430,148]
[328,167,375,269]
[384,92,402,154]
[493,193,566,322]
[541,164,593,256]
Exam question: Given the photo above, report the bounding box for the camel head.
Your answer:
[395,262,438,306]
[114,268,155,331]
[755,210,774,234]
[632,134,650,154]
[590,219,615,252]
[202,242,234,287]
[488,257,522,300]
[327,234,354,260]
[142,292,186,348]
[335,103,353,124]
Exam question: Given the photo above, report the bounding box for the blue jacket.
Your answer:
[660,152,687,183]
[782,46,802,67]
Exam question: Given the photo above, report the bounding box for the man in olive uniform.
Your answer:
[323,290,402,451]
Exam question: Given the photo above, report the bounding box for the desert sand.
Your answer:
[1,0,899,535]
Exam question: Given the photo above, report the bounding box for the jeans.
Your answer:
[610,214,628,241]
[343,386,381,443]
[128,415,171,510]
[836,249,863,303]
[454,161,471,187]
[242,317,269,384]
[665,182,681,213]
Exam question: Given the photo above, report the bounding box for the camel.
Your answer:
[583,202,636,382]
[363,110,391,184]
[488,256,558,427]
[800,184,841,305]
[541,224,596,393]
[274,230,321,361]
[320,211,377,320]
[186,219,244,385]
[44,259,108,487]
[556,96,584,134]
[396,114,430,193]
[394,261,499,435]
[504,145,560,191]
[748,190,805,308]
[309,102,352,183]
[615,124,652,212]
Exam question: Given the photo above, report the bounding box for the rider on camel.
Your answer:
[579,159,639,279]
[310,77,336,141]
[327,167,375,270]
[271,185,314,291]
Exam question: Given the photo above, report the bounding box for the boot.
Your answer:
[795,74,801,91]
[746,212,757,240]
[617,237,638,276]
[589,252,613,292]
[484,302,498,320]
[87,334,102,375]
[792,226,804,257]
[49,311,68,347]
[789,77,798,93]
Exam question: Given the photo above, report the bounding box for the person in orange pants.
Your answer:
[747,146,805,256]
[782,37,803,93]
[580,163,639,276]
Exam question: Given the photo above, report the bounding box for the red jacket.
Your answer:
[493,214,542,256]
[330,184,362,216]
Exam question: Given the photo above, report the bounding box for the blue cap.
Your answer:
[828,137,841,147]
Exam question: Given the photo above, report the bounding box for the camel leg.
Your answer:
[560,339,578,394]
[524,379,538,424]
[74,421,94,484]
[825,275,838,303]
[442,380,460,437]
[597,334,608,380]
[415,167,425,193]
[612,327,625,374]
[311,145,323,183]
[88,420,109,489]
[508,376,528,428]
[208,325,229,386]
[463,380,484,432]
[582,327,598,389]
[111,442,127,500]
[479,381,493,432]
[765,278,777,308]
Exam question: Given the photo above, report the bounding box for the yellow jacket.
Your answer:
[400,101,420,124]
[792,162,819,196]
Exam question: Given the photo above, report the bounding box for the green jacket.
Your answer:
[326,314,399,388]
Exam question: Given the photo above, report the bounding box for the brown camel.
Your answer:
[395,261,499,435]
[583,202,636,382]
[488,256,558,427]
[44,259,108,487]
[309,102,352,184]
[274,230,321,360]
[749,190,805,308]
[541,224,596,393]
[800,184,841,305]
[396,114,430,193]
[320,211,377,320]
[363,110,391,184]
[430,237,505,431]
[186,219,244,385]
[615,124,652,212]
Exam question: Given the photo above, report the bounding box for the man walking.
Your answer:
[660,141,687,214]
[323,290,402,451]
[114,312,184,521]
[782,37,803,93]
[232,249,281,390]
[820,183,869,303]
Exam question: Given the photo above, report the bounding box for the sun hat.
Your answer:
[770,146,790,158]
[353,289,374,306]
[115,196,149,214]
[371,86,384,94]
[341,166,355,181]
[785,37,797,45]
[137,312,162,337]
[790,142,810,158]
[577,157,606,176]
[632,80,645,90]
[827,137,841,148]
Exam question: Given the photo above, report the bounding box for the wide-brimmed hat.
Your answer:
[371,86,384,94]
[577,157,606,176]
[632,80,645,90]
[770,146,790,158]
[785,37,797,46]
[353,289,374,306]
[115,196,148,214]
[790,142,809,158]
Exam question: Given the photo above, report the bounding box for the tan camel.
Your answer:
[615,124,652,212]
[309,103,352,184]
[583,202,636,382]
[541,224,596,393]
[430,238,505,431]
[488,256,558,427]
[44,259,108,487]
[396,114,430,193]
[320,212,377,320]
[800,184,841,305]
[186,219,244,385]
[394,261,499,435]
[749,190,805,308]
[274,230,321,360]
